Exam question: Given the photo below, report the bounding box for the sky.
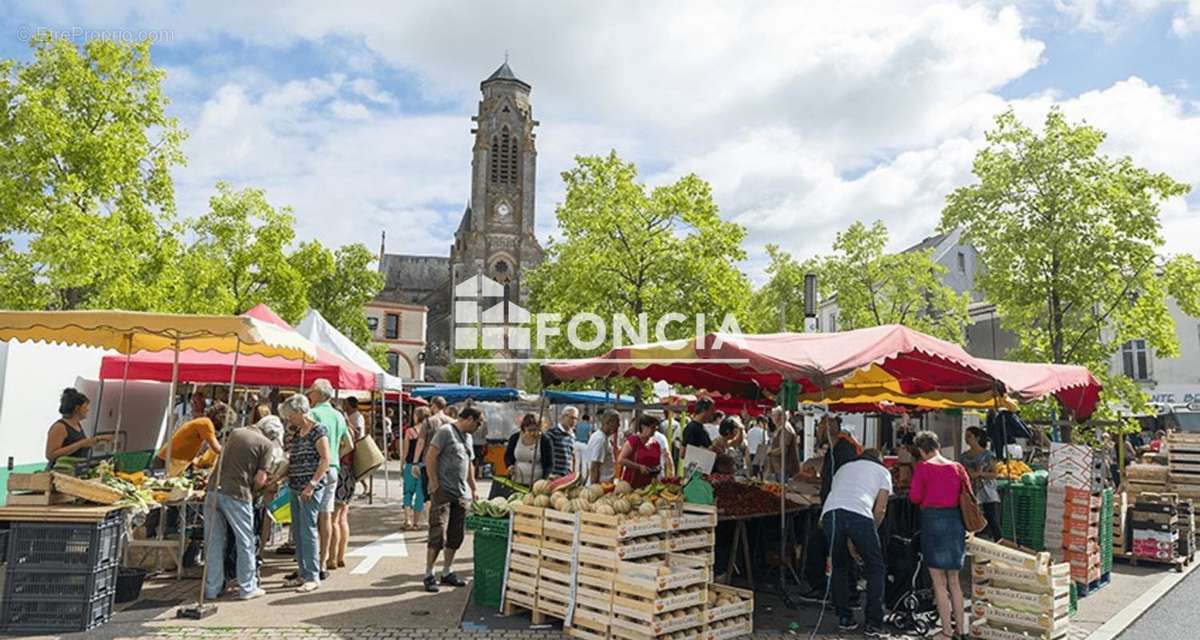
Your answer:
[3,1,1199,283]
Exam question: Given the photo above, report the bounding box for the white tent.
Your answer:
[296,309,402,501]
[295,309,404,391]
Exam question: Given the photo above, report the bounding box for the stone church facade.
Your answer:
[373,62,543,385]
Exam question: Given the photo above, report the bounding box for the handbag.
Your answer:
[957,463,988,534]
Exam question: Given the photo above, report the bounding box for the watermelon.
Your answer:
[547,472,580,493]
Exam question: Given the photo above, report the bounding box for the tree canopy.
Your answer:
[0,35,185,311]
[526,151,751,359]
[748,222,969,343]
[942,108,1199,418]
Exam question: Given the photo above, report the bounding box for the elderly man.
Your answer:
[204,417,275,601]
[304,379,354,577]
[424,407,482,592]
[586,410,621,485]
[548,406,579,478]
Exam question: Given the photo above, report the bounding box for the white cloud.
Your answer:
[9,1,1198,279]
[1173,0,1200,36]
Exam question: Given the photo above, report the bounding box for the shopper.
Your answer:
[306,379,354,575]
[504,413,554,486]
[547,406,579,477]
[744,416,769,478]
[618,415,664,489]
[764,407,803,481]
[799,414,862,602]
[402,407,430,530]
[712,416,749,476]
[252,415,286,556]
[45,388,111,466]
[962,427,1002,541]
[821,449,892,636]
[682,396,716,450]
[204,421,274,601]
[576,413,593,444]
[586,410,621,484]
[279,394,331,593]
[424,407,482,592]
[909,430,969,640]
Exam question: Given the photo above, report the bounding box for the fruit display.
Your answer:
[521,475,683,517]
[710,478,804,518]
[996,460,1033,481]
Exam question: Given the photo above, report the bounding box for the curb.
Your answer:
[1086,559,1200,640]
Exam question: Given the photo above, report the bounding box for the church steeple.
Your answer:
[482,61,531,91]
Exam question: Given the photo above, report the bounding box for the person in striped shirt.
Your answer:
[547,406,578,477]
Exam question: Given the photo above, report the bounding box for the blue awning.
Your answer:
[543,389,638,407]
[409,385,520,403]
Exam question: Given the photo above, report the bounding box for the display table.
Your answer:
[125,496,206,580]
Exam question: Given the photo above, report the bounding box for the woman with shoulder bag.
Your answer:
[909,431,982,640]
[402,408,430,530]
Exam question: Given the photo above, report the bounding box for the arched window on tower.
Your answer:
[489,126,517,185]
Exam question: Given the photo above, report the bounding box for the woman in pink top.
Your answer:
[909,431,969,640]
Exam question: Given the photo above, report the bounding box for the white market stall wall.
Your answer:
[75,377,171,454]
[0,340,109,468]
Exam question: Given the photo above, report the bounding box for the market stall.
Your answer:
[0,309,316,633]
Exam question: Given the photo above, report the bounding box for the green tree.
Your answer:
[288,241,385,348]
[0,35,185,310]
[941,108,1199,420]
[172,182,306,321]
[745,244,824,333]
[822,221,969,342]
[526,152,751,359]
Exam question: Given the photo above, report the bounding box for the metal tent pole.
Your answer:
[113,334,133,451]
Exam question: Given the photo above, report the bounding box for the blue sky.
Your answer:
[3,1,1198,281]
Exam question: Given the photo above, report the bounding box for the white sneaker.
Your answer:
[239,588,266,601]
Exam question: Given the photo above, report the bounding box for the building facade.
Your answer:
[362,299,427,380]
[371,62,544,385]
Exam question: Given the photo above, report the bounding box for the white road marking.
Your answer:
[347,532,409,574]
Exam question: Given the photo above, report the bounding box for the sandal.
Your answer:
[295,581,319,593]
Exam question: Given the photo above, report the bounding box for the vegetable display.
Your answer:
[996,460,1033,481]
[710,478,804,518]
[469,495,522,519]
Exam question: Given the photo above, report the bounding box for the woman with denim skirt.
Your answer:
[909,431,970,640]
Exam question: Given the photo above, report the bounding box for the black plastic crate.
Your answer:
[5,515,122,571]
[0,527,9,565]
[0,591,114,633]
[3,563,118,600]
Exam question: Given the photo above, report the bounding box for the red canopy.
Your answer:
[542,325,1001,400]
[99,305,378,390]
[974,358,1101,420]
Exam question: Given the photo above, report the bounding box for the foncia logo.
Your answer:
[454,274,530,355]
[452,274,746,363]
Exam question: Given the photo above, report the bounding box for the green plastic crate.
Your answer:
[469,523,510,609]
[112,450,154,472]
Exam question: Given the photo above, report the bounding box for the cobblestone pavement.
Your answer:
[79,628,811,640]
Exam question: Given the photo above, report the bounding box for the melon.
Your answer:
[532,479,551,496]
[596,504,615,516]
[614,480,632,495]
[613,498,631,514]
[547,471,580,493]
[638,502,657,516]
[533,494,551,507]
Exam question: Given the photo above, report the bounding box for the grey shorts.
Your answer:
[320,468,338,513]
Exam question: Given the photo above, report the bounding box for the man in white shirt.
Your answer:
[745,418,769,477]
[819,449,892,637]
[585,411,621,484]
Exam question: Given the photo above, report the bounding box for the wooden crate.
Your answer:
[970,618,1070,640]
[971,561,1071,597]
[539,554,574,588]
[667,530,716,553]
[580,511,667,539]
[613,583,706,617]
[973,583,1070,619]
[705,615,753,640]
[566,626,609,640]
[579,528,667,562]
[707,584,754,623]
[541,509,578,554]
[577,555,617,590]
[614,555,708,598]
[512,503,545,536]
[611,607,706,639]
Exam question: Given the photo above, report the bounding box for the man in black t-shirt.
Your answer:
[682,396,717,450]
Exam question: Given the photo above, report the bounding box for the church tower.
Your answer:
[448,61,544,383]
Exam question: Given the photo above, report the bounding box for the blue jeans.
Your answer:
[403,463,425,512]
[822,509,885,627]
[291,483,327,583]
[204,492,257,598]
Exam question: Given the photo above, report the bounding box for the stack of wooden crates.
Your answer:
[1167,432,1200,503]
[1129,493,1189,571]
[969,537,1072,640]
[506,501,752,640]
[1045,444,1107,596]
